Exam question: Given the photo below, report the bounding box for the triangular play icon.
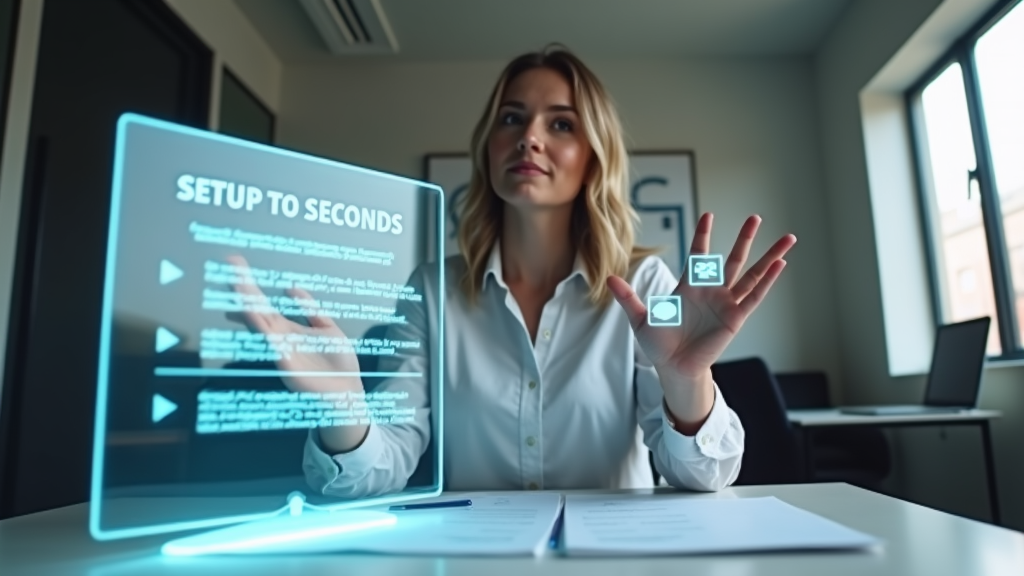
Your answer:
[155,327,180,353]
[160,260,183,285]
[152,394,178,423]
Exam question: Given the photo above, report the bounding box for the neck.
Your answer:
[500,204,575,291]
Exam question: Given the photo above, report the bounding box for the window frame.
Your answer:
[906,0,1024,360]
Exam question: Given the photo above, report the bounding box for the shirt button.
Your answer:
[526,436,536,447]
[542,329,552,339]
[528,381,537,390]
[528,482,539,490]
[700,435,713,446]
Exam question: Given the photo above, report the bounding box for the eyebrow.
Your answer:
[499,100,577,114]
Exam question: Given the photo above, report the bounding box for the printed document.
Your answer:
[233,492,563,556]
[562,494,880,555]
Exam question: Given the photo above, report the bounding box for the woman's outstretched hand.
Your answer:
[227,254,370,453]
[607,213,796,431]
[226,254,364,396]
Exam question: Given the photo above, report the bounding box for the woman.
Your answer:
[238,45,795,496]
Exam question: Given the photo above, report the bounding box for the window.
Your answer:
[218,68,275,145]
[909,0,1024,359]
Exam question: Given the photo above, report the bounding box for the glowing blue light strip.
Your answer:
[90,113,129,541]
[90,113,446,541]
[436,181,446,493]
[161,512,397,556]
[153,367,423,378]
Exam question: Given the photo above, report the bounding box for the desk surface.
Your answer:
[2,483,1022,576]
[787,408,1001,426]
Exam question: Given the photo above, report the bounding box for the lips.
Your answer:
[509,160,548,176]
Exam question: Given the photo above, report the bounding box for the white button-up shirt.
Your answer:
[304,244,744,497]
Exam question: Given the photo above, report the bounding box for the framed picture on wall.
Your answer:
[424,150,698,276]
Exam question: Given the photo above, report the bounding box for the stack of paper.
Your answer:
[561,494,881,556]
[174,492,881,557]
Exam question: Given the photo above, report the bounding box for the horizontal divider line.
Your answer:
[153,368,422,378]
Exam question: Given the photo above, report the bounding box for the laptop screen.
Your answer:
[91,114,444,540]
[924,317,990,407]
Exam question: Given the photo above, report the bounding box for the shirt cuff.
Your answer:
[303,425,384,492]
[661,382,731,460]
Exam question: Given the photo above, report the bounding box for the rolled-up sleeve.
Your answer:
[304,419,388,496]
[632,258,745,491]
[301,265,436,499]
[635,354,744,491]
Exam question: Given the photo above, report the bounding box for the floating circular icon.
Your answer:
[688,254,725,286]
[648,295,682,327]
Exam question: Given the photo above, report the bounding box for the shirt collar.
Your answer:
[483,240,591,291]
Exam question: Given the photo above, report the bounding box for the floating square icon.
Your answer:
[689,254,724,286]
[648,295,682,327]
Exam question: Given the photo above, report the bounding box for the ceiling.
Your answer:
[233,0,853,63]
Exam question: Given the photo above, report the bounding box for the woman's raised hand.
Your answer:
[226,254,363,396]
[608,213,796,385]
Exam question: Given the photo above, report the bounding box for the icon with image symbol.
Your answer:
[689,254,724,286]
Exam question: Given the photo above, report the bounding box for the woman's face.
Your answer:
[487,67,593,212]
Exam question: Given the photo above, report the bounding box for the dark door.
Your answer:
[0,0,210,518]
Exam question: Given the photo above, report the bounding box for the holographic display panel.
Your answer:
[91,114,443,539]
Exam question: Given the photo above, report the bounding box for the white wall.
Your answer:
[275,56,842,384]
[816,0,1024,529]
[163,0,282,125]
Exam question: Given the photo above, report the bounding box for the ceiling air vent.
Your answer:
[297,0,399,54]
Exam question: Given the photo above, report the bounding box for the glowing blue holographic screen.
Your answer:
[92,113,444,541]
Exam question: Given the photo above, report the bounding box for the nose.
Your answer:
[516,135,541,153]
[516,119,544,153]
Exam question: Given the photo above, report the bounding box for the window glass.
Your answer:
[975,1,1024,347]
[219,69,274,145]
[918,63,1002,354]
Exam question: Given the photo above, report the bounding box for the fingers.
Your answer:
[724,215,761,287]
[738,259,787,316]
[225,254,286,333]
[287,287,338,330]
[731,234,797,300]
[688,212,714,255]
[607,275,647,331]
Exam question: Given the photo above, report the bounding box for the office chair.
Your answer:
[711,357,803,484]
[775,371,891,489]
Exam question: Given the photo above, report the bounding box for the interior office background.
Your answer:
[0,0,1021,530]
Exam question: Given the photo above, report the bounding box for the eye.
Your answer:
[552,118,574,132]
[499,111,523,125]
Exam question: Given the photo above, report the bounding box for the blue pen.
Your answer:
[549,509,564,550]
[389,498,473,511]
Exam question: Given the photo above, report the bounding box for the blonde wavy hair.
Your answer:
[457,45,655,307]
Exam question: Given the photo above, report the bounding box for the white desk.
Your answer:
[2,483,1023,575]
[787,409,1002,523]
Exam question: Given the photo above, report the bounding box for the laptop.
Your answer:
[840,317,990,416]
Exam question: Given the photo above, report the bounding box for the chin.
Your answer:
[498,185,547,205]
